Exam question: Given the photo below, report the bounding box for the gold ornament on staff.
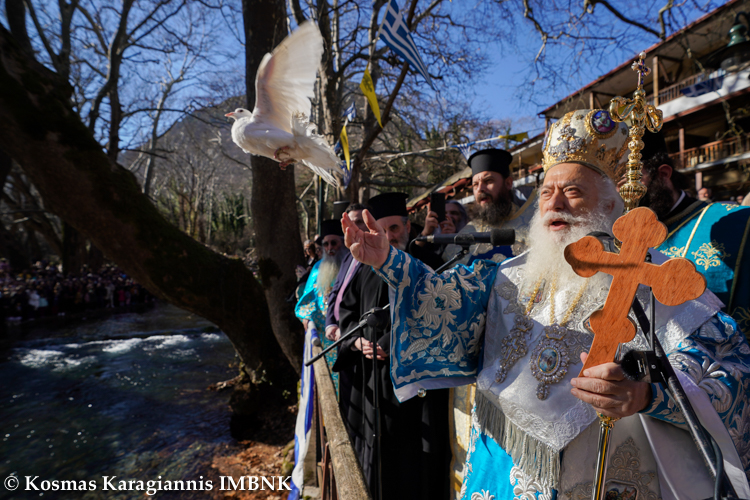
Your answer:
[609,51,664,213]
[586,52,664,500]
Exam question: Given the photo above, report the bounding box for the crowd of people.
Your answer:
[0,260,155,323]
[290,108,750,500]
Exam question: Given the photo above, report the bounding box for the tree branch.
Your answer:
[584,0,661,39]
[5,0,34,56]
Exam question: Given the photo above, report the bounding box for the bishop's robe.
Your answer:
[333,248,450,500]
[295,259,338,391]
[657,197,750,336]
[375,246,750,500]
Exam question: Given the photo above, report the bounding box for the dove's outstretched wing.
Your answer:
[253,21,323,133]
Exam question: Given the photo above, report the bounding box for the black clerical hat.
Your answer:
[369,192,408,220]
[316,220,344,244]
[641,130,668,162]
[333,201,350,220]
[469,148,512,178]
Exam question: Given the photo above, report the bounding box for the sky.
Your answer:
[456,1,726,138]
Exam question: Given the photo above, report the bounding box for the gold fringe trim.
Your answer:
[475,391,561,490]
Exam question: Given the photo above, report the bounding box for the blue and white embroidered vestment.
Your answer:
[295,259,338,391]
[375,247,750,500]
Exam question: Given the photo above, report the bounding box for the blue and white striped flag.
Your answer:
[340,161,352,188]
[378,0,434,88]
[288,324,318,500]
[451,141,475,160]
[343,103,356,123]
[681,70,725,98]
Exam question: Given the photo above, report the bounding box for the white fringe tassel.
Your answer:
[475,391,561,490]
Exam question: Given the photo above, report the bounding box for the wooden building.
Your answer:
[409,0,750,211]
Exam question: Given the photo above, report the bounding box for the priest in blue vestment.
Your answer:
[341,109,750,500]
[295,219,348,388]
[637,131,750,337]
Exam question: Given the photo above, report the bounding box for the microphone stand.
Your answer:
[304,243,473,500]
[622,253,742,500]
[306,246,471,367]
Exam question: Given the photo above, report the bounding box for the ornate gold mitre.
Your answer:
[542,109,630,183]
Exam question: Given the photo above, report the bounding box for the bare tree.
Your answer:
[0,23,298,397]
[286,0,505,204]
[492,0,722,107]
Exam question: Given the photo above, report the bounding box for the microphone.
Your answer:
[416,229,515,247]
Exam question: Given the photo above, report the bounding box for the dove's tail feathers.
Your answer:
[301,160,340,187]
[291,112,341,186]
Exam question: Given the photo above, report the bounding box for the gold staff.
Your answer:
[588,52,663,500]
[610,52,664,212]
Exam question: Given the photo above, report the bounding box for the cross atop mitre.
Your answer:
[564,207,707,374]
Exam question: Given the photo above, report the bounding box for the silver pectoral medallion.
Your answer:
[529,324,571,400]
[494,315,535,384]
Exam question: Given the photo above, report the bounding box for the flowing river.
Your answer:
[0,303,241,499]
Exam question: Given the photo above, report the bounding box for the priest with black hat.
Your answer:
[295,219,348,384]
[438,148,539,494]
[443,148,537,266]
[333,192,450,500]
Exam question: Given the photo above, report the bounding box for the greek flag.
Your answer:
[343,103,356,122]
[341,162,352,188]
[451,142,475,160]
[681,70,725,98]
[378,0,434,88]
[288,324,318,500]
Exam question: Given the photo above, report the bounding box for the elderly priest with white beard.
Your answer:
[341,109,750,500]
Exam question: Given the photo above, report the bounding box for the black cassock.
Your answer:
[332,246,450,500]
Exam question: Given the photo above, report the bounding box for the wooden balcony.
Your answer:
[669,133,750,169]
[647,72,714,107]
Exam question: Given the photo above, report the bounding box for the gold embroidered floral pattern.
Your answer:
[691,241,729,270]
[659,246,684,258]
[734,307,750,334]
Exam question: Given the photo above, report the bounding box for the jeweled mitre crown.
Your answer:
[542,109,630,182]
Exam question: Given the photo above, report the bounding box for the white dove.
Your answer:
[225,21,341,187]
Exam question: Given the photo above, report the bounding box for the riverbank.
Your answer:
[0,303,297,500]
[208,386,297,500]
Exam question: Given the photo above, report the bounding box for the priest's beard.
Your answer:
[316,249,348,292]
[523,206,615,295]
[639,176,675,221]
[471,192,513,226]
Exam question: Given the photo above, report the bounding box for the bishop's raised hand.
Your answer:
[342,210,389,268]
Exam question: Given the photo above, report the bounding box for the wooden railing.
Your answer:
[669,134,750,169]
[646,72,712,107]
[310,345,372,500]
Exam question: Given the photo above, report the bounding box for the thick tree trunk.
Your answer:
[62,222,88,274]
[242,0,305,371]
[0,150,29,271]
[0,26,294,388]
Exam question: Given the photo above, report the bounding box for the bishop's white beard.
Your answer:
[316,248,348,292]
[522,206,616,295]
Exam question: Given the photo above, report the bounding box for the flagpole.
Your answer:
[366,131,531,162]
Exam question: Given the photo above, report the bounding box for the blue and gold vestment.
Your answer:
[657,200,750,335]
[294,259,338,392]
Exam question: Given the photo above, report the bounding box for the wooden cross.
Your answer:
[564,207,707,374]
